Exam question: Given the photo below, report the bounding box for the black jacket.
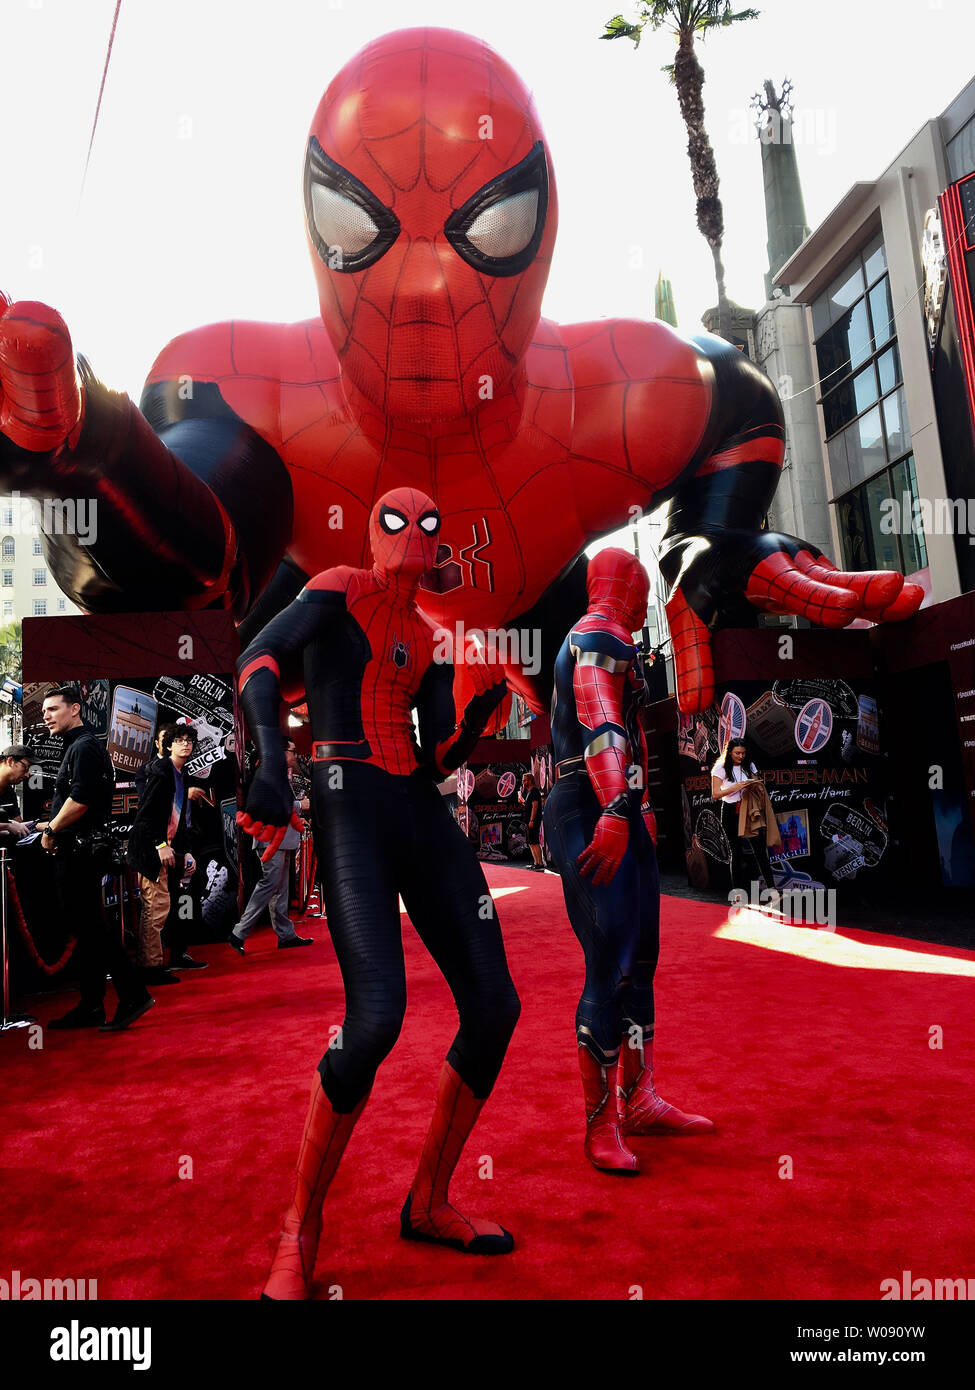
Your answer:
[126,757,191,881]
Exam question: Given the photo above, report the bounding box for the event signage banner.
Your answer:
[681,647,889,896]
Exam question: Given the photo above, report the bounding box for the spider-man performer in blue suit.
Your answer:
[236,486,520,1298]
[544,548,714,1176]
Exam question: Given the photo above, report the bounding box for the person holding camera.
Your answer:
[0,744,33,845]
[40,685,154,1033]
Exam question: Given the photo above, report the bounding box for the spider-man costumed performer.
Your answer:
[0,28,921,725]
[237,486,520,1300]
[545,548,713,1176]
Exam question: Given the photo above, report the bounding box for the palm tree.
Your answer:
[601,3,760,340]
[0,620,21,682]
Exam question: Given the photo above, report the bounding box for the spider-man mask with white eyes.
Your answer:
[303,28,556,422]
[369,487,442,583]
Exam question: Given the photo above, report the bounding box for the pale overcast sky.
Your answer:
[2,0,973,403]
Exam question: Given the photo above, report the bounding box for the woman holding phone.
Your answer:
[711,738,776,896]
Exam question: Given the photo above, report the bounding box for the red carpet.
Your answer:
[2,866,974,1300]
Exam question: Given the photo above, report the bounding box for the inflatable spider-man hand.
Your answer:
[236,765,302,862]
[663,527,923,715]
[0,294,83,455]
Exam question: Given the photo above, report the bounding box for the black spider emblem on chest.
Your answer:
[388,635,411,669]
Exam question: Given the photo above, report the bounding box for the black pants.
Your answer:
[55,843,141,1008]
[312,763,521,1112]
[543,777,659,1064]
[722,801,775,893]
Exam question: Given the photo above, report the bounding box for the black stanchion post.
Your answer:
[0,845,37,1032]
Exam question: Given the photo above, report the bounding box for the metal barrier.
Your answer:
[1,847,36,1032]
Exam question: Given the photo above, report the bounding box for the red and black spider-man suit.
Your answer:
[0,28,922,717]
[237,487,520,1299]
[544,548,713,1175]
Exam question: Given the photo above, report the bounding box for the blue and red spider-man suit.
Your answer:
[545,547,713,1175]
[237,487,520,1299]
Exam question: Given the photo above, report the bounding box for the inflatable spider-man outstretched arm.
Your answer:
[0,296,290,617]
[657,333,923,712]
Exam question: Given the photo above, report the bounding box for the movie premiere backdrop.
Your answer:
[680,630,890,896]
[20,612,241,940]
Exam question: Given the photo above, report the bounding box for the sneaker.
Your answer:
[227,933,245,956]
[99,995,155,1032]
[278,935,314,949]
[48,1003,106,1030]
[169,954,209,971]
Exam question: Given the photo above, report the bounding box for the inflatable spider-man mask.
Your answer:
[304,27,557,423]
[369,487,442,583]
[587,548,651,634]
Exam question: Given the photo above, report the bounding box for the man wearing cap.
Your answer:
[0,745,33,844]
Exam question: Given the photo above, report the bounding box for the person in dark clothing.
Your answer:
[0,745,33,845]
[127,725,205,983]
[40,686,153,1033]
[519,772,544,870]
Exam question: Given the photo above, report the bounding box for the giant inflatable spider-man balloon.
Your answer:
[0,27,922,715]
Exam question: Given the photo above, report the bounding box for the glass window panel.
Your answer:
[877,344,901,394]
[816,299,872,386]
[853,365,878,414]
[864,234,887,284]
[828,263,865,320]
[812,293,833,339]
[827,430,852,494]
[1,538,13,558]
[823,379,857,437]
[823,366,878,437]
[845,407,886,486]
[869,276,894,347]
[848,299,872,369]
[883,386,911,461]
[837,489,869,571]
[890,455,928,572]
[862,472,900,572]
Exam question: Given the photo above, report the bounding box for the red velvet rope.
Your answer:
[6,871,78,976]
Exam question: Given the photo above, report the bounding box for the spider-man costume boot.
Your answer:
[620,1031,714,1136]
[261,1077,369,1300]
[579,1046,639,1175]
[400,1060,514,1254]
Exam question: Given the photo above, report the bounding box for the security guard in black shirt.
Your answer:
[40,685,154,1032]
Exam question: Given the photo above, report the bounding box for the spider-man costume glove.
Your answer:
[434,674,507,775]
[236,654,297,857]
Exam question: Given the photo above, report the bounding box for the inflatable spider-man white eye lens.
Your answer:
[380,510,407,532]
[444,141,548,277]
[310,185,381,257]
[419,513,441,533]
[304,138,400,272]
[466,190,539,258]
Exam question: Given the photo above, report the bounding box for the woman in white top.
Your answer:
[710,738,775,893]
